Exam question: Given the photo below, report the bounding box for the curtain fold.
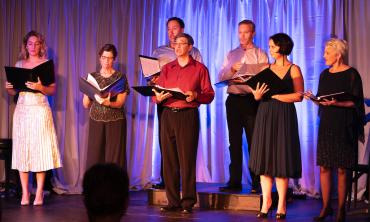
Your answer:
[0,0,368,197]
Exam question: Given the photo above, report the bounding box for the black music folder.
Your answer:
[139,55,161,78]
[245,68,288,98]
[4,60,55,91]
[306,91,354,102]
[215,63,266,87]
[79,73,125,99]
[132,85,187,100]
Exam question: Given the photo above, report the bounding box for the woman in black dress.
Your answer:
[306,38,364,222]
[249,33,304,219]
[82,44,130,170]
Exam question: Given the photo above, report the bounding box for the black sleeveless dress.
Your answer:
[249,66,302,178]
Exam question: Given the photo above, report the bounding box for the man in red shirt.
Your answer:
[150,17,203,190]
[153,33,214,213]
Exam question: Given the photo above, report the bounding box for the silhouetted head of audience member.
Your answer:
[83,163,129,222]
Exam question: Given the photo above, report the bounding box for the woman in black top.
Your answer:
[83,44,130,170]
[249,33,304,219]
[306,38,364,222]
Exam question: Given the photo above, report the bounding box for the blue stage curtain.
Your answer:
[0,0,369,197]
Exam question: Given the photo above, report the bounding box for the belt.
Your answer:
[229,93,252,97]
[164,107,196,112]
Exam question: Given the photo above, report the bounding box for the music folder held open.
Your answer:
[79,73,125,99]
[132,85,187,100]
[215,63,267,88]
[245,68,289,99]
[139,55,161,79]
[4,59,55,91]
[305,91,354,102]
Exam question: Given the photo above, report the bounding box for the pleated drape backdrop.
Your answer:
[0,0,369,197]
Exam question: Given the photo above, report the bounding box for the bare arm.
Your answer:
[83,94,93,108]
[38,83,56,95]
[101,92,128,109]
[272,65,304,103]
[5,81,17,96]
[319,99,355,108]
[25,77,56,96]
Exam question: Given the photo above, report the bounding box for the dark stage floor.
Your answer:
[1,190,369,222]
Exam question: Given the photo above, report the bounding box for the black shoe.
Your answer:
[218,185,242,192]
[160,206,180,212]
[313,207,333,221]
[181,207,193,214]
[336,208,346,222]
[256,211,268,218]
[276,213,286,220]
[152,182,165,189]
[251,185,261,194]
[257,203,272,218]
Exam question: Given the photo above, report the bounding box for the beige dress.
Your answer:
[11,60,62,172]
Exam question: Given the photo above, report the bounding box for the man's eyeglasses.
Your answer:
[173,42,189,46]
[101,56,114,61]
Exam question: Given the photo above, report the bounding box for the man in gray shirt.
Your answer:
[150,17,203,189]
[218,20,268,193]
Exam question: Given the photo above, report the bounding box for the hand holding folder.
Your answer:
[132,85,187,100]
[215,63,267,88]
[79,73,124,99]
[303,91,354,102]
[139,55,161,79]
[245,68,288,99]
[4,60,55,91]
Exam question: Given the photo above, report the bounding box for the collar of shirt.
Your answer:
[169,55,196,69]
[238,44,257,51]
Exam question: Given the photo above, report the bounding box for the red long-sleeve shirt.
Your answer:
[153,56,214,108]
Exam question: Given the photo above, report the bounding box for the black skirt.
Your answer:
[249,99,302,178]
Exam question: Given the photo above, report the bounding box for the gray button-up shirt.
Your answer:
[152,45,203,68]
[218,45,268,94]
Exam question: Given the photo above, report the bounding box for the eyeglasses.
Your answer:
[173,42,189,46]
[101,56,114,61]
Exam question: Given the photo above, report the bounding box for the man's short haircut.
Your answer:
[238,19,256,32]
[83,163,129,220]
[175,33,194,45]
[167,17,185,29]
[270,33,294,55]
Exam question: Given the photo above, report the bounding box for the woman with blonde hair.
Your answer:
[5,30,62,206]
[306,38,364,222]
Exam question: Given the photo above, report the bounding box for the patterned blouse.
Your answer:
[89,71,130,122]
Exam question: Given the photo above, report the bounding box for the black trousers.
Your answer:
[157,104,165,184]
[86,118,127,170]
[226,94,259,187]
[161,107,199,208]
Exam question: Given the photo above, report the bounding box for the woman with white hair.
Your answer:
[307,38,365,222]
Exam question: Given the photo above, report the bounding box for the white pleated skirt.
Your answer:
[12,92,62,172]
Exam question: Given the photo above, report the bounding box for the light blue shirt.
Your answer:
[152,45,203,68]
[218,45,268,94]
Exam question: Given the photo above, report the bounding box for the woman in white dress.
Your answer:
[5,30,62,206]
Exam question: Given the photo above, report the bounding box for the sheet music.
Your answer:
[86,73,101,89]
[155,85,184,94]
[233,63,266,78]
[139,55,161,77]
